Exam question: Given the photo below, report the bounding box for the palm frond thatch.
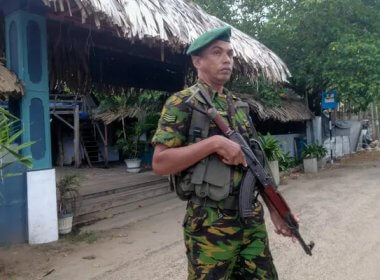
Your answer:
[42,0,290,83]
[0,63,24,99]
[239,94,314,122]
[93,106,142,125]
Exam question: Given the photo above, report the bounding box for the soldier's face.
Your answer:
[192,40,234,85]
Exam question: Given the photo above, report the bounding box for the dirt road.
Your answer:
[1,151,380,280]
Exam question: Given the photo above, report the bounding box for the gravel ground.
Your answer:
[1,151,379,280]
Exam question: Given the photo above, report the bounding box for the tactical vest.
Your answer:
[169,86,253,203]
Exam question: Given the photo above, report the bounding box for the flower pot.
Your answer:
[58,213,74,234]
[268,160,280,185]
[125,158,142,173]
[303,158,318,173]
[317,157,327,169]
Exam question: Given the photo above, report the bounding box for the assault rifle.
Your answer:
[206,107,315,256]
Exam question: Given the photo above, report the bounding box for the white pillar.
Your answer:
[27,169,58,244]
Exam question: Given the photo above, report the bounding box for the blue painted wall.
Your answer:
[0,164,27,244]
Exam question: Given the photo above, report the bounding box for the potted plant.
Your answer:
[316,144,328,169]
[116,120,145,173]
[258,133,284,185]
[56,174,81,234]
[301,144,321,173]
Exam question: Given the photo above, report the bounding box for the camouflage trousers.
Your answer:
[183,201,278,280]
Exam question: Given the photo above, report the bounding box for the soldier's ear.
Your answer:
[191,55,201,70]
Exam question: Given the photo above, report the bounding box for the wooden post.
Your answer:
[104,124,109,168]
[57,123,64,167]
[74,105,81,168]
[121,117,127,140]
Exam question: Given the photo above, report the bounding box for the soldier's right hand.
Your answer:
[211,135,247,167]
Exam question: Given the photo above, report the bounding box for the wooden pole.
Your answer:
[58,123,64,167]
[104,124,109,168]
[74,105,81,168]
[121,117,127,140]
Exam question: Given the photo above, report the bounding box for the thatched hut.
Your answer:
[41,0,290,93]
[239,94,313,124]
[0,0,293,168]
[238,94,314,158]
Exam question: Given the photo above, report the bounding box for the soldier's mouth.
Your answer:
[220,68,232,73]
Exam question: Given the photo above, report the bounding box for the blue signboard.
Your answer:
[322,91,337,110]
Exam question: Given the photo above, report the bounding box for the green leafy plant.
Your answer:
[0,108,34,181]
[302,143,327,160]
[279,152,299,171]
[116,119,146,159]
[56,174,81,217]
[97,89,164,160]
[258,133,284,162]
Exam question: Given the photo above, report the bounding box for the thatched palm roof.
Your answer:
[42,0,290,83]
[93,106,142,125]
[239,94,314,122]
[0,63,24,99]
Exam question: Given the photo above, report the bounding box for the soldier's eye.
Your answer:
[212,49,222,56]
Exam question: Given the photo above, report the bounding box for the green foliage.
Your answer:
[56,174,81,217]
[193,0,238,26]
[279,152,299,172]
[229,76,282,106]
[95,89,166,159]
[116,121,145,159]
[95,89,168,117]
[116,112,160,159]
[261,0,380,110]
[302,143,327,160]
[195,0,380,112]
[0,108,34,181]
[258,133,284,161]
[324,34,380,111]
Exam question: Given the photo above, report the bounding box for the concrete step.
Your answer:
[80,175,168,198]
[77,181,170,216]
[79,192,184,232]
[75,187,176,226]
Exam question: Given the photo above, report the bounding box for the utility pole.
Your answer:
[322,91,337,163]
[328,110,334,163]
[370,102,377,140]
[375,100,380,141]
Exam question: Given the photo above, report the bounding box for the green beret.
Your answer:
[186,26,232,55]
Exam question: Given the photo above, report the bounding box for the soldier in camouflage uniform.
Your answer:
[152,26,292,279]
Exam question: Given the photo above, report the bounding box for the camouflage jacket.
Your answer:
[152,80,258,190]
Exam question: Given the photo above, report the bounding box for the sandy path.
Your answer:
[1,151,380,280]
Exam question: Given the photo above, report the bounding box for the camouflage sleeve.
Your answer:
[151,91,191,148]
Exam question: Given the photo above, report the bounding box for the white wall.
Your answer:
[323,136,351,159]
[27,169,58,244]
